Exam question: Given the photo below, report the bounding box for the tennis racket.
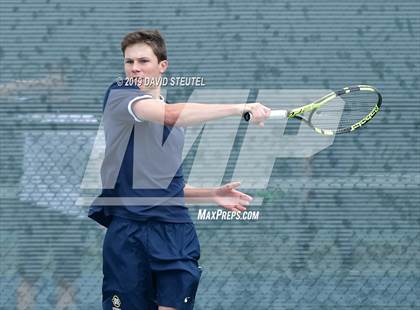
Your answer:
[243,85,382,135]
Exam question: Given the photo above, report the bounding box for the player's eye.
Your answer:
[140,59,149,63]
[125,60,134,64]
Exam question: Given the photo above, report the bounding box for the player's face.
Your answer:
[123,43,168,86]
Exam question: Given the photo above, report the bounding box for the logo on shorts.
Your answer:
[112,295,121,309]
[184,296,192,303]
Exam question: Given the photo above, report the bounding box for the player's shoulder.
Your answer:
[102,81,151,111]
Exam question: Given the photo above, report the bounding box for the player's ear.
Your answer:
[159,60,169,74]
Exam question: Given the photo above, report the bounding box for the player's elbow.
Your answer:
[164,108,177,126]
[164,105,183,127]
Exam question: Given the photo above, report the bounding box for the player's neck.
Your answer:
[141,86,161,100]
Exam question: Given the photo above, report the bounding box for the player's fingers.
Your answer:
[231,207,246,213]
[226,181,241,190]
[232,191,253,202]
[243,194,253,201]
[229,207,240,213]
[235,205,247,212]
[230,204,245,211]
[258,122,264,128]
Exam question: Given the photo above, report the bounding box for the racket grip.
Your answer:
[243,110,288,121]
[243,112,252,121]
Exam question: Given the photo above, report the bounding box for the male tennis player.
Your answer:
[88,29,270,310]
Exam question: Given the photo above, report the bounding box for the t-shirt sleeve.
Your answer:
[103,86,153,123]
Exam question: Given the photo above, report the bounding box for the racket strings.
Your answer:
[308,91,379,131]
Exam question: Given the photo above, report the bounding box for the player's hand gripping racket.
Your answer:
[243,85,382,135]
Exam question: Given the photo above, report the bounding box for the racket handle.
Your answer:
[243,110,288,121]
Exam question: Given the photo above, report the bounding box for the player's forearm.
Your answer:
[166,103,245,126]
[183,184,217,204]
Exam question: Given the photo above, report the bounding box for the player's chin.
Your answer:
[139,84,159,92]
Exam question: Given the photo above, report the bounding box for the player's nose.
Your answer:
[132,62,142,73]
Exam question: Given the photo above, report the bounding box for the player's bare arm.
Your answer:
[131,99,271,127]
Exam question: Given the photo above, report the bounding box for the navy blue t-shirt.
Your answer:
[88,82,191,227]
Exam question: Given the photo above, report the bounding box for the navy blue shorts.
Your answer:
[102,216,202,310]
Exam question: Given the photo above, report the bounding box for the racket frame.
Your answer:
[243,85,382,135]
